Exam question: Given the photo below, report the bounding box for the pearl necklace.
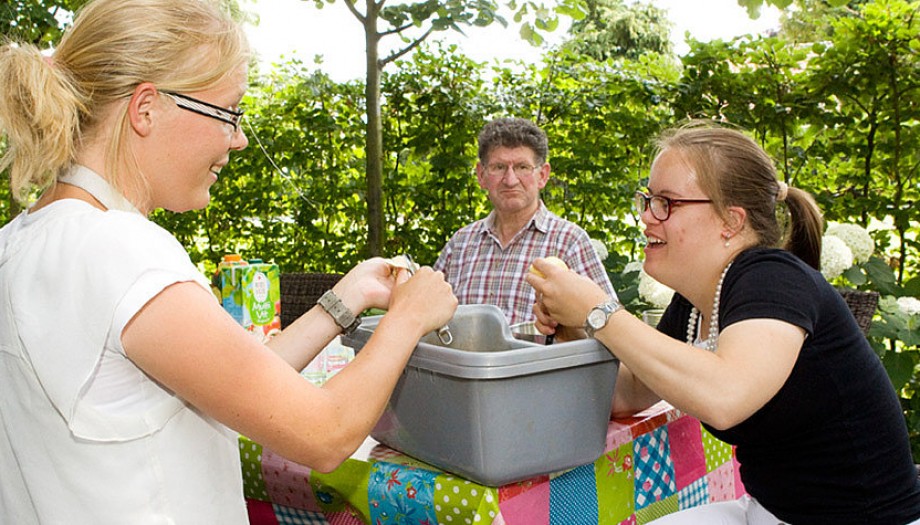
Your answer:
[686,261,733,352]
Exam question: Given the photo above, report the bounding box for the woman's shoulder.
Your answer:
[732,247,822,287]
[24,201,190,271]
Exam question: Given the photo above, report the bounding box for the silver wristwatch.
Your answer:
[585,298,624,338]
[318,290,361,334]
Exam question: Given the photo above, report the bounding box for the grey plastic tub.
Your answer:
[343,304,619,486]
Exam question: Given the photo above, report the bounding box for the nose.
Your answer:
[230,127,248,151]
[500,167,520,185]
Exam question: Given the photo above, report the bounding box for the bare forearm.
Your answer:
[610,363,661,419]
[266,306,343,370]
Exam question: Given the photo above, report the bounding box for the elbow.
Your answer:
[695,401,751,431]
[310,453,349,474]
[300,435,358,473]
[702,414,738,432]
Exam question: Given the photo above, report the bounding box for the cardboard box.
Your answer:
[241,261,281,343]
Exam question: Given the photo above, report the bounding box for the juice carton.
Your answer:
[241,260,282,343]
[217,254,248,324]
[299,336,355,386]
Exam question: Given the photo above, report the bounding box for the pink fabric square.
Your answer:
[668,416,706,490]
[261,448,322,511]
[607,419,635,450]
[733,450,747,498]
[498,475,550,523]
[245,498,280,525]
[706,463,735,501]
[617,515,637,525]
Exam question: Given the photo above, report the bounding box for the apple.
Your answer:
[528,256,569,278]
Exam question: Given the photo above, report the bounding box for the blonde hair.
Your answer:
[655,122,824,269]
[0,0,249,205]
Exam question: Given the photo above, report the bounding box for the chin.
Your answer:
[168,195,211,213]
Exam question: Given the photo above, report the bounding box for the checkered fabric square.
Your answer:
[633,426,677,509]
[272,504,329,525]
[677,477,709,509]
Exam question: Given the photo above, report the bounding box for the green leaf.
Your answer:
[883,350,918,392]
[843,266,867,286]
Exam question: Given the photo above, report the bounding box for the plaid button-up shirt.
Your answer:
[434,202,616,326]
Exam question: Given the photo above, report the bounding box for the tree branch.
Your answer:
[381,21,414,37]
[380,26,435,66]
[343,0,366,24]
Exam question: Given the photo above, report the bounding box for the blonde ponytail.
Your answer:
[0,44,86,203]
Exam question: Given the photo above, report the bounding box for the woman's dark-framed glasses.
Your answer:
[633,191,712,221]
[162,91,244,133]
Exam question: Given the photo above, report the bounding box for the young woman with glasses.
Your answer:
[0,0,456,522]
[527,123,920,524]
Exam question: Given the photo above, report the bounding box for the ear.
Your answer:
[722,206,747,239]
[536,162,550,189]
[475,162,488,189]
[126,82,161,137]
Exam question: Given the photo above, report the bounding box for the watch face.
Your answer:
[588,308,607,329]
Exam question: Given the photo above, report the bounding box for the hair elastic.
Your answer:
[776,181,789,202]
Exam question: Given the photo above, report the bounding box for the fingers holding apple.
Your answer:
[528,256,569,278]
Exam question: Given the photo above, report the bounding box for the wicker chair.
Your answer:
[280,272,344,329]
[838,288,880,337]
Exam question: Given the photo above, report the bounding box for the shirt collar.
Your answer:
[479,201,550,236]
[57,165,142,215]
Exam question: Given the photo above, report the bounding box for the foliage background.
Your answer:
[2,0,919,454]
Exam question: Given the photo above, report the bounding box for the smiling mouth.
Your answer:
[645,235,666,247]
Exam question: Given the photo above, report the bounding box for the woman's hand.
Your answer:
[331,257,400,315]
[386,267,457,339]
[526,257,608,331]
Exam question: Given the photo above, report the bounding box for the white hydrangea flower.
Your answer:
[590,238,609,262]
[639,269,675,308]
[820,235,854,280]
[623,260,643,274]
[897,297,920,316]
[826,223,875,263]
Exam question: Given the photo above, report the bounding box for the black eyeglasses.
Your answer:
[161,91,244,133]
[633,191,712,221]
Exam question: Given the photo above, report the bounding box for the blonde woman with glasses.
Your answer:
[527,123,920,524]
[0,0,456,522]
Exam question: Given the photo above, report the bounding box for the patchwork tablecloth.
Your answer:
[240,402,745,525]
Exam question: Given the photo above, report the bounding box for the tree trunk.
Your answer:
[363,1,384,257]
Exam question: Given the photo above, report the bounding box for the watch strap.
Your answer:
[318,290,361,334]
[585,298,623,338]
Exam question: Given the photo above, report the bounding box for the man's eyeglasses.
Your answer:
[485,163,540,178]
[162,91,244,133]
[633,191,712,221]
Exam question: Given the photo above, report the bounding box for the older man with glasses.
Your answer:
[434,117,615,329]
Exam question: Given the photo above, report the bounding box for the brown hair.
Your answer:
[0,0,249,205]
[478,117,549,165]
[655,121,824,269]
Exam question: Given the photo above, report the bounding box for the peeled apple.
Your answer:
[528,256,569,278]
